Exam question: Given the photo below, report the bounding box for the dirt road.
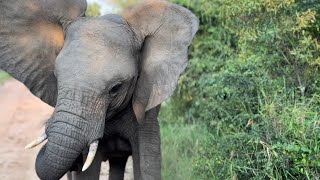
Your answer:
[0,79,133,180]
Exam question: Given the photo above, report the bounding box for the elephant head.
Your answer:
[0,0,198,179]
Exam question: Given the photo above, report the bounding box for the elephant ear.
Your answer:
[0,0,86,106]
[123,0,199,122]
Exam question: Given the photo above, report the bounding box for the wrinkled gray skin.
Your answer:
[68,104,161,180]
[0,0,198,179]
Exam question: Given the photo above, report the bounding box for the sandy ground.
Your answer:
[0,79,133,180]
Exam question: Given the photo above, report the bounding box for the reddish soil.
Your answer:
[0,79,133,180]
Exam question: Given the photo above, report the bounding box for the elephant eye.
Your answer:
[110,83,122,95]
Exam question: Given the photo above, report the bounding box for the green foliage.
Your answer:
[160,123,211,180]
[0,71,9,84]
[111,0,141,13]
[193,95,320,179]
[86,2,101,17]
[159,0,320,179]
[111,0,140,7]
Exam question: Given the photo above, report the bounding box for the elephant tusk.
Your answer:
[82,140,99,172]
[24,132,47,149]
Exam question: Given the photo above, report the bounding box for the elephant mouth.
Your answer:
[67,141,99,172]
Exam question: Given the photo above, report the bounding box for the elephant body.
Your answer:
[0,0,198,179]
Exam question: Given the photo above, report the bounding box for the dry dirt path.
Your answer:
[0,79,133,180]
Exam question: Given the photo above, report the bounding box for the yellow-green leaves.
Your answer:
[296,9,317,31]
[86,2,101,17]
[264,0,294,13]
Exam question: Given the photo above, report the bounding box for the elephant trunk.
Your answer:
[35,87,107,180]
[35,127,84,180]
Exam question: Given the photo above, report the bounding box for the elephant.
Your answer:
[0,0,198,179]
[67,104,161,180]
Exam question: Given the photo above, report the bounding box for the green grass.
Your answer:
[161,123,211,180]
[0,70,10,84]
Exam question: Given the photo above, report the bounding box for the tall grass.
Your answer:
[161,123,211,180]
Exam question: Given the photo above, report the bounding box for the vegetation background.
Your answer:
[159,0,320,179]
[1,0,319,179]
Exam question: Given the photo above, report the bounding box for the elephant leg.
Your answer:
[108,156,129,180]
[130,106,161,180]
[70,151,103,180]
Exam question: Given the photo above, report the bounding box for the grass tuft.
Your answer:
[161,123,211,180]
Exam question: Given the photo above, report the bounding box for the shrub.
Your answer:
[163,0,320,179]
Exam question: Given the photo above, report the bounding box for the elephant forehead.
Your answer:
[63,17,138,64]
[67,17,136,50]
[55,18,138,86]
[56,39,137,82]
